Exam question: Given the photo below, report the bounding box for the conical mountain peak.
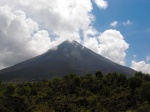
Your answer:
[57,40,84,50]
[0,40,135,82]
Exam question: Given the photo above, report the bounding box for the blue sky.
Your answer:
[92,0,150,66]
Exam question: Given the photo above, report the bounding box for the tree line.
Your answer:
[0,71,150,112]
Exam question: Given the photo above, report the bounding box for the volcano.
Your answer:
[0,41,135,81]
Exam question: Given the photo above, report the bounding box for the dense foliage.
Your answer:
[1,71,150,112]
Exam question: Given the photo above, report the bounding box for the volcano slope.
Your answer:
[0,41,135,81]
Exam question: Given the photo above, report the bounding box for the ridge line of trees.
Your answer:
[0,71,150,112]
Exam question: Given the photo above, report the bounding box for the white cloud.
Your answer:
[131,60,150,74]
[0,0,95,69]
[98,29,129,65]
[123,20,132,26]
[110,20,132,27]
[110,21,118,27]
[0,0,94,40]
[84,37,99,53]
[146,56,150,62]
[0,5,53,69]
[94,0,108,9]
[133,54,137,58]
[84,29,129,65]
[0,0,130,70]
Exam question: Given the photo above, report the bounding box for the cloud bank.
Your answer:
[0,5,53,68]
[0,0,130,69]
[131,60,150,74]
[84,29,129,65]
[98,30,129,65]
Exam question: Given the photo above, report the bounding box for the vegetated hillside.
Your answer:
[0,71,150,112]
[0,41,135,82]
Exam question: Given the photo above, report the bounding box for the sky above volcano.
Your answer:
[0,0,150,74]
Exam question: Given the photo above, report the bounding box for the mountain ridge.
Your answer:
[0,40,135,81]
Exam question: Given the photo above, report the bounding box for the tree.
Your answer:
[2,96,29,112]
[141,82,150,103]
[135,72,144,78]
[117,73,127,87]
[5,84,15,96]
[143,74,150,81]
[17,86,31,96]
[128,77,142,92]
[73,76,81,87]
[95,71,103,79]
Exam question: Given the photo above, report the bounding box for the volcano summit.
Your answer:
[0,41,135,81]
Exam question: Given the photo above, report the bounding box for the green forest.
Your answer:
[1,71,150,112]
